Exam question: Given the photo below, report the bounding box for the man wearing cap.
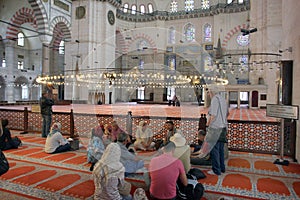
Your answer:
[40,92,54,138]
[170,133,191,173]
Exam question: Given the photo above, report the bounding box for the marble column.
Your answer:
[4,40,16,102]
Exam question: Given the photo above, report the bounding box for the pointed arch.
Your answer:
[222,24,248,47]
[6,7,37,40]
[50,16,71,50]
[125,33,157,54]
[27,0,49,34]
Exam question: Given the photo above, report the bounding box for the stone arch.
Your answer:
[0,76,6,101]
[5,7,37,40]
[125,33,157,54]
[27,0,49,35]
[50,16,71,49]
[222,24,248,47]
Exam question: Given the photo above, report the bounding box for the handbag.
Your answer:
[218,128,228,143]
[0,150,9,176]
[216,97,228,143]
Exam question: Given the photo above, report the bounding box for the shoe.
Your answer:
[207,170,220,175]
[89,163,95,171]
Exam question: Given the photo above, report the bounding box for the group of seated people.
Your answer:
[87,120,208,199]
[2,116,210,199]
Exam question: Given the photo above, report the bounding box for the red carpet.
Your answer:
[13,170,57,186]
[257,178,290,195]
[1,166,36,180]
[1,133,299,199]
[62,180,95,198]
[35,174,81,192]
[222,174,252,190]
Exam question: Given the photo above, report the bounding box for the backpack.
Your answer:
[0,150,9,176]
[176,177,204,200]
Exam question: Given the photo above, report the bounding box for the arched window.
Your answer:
[201,0,210,9]
[22,84,28,99]
[170,0,178,13]
[137,87,145,99]
[59,40,65,55]
[17,32,24,46]
[140,5,145,14]
[137,40,149,51]
[131,4,137,14]
[227,0,233,3]
[204,56,213,72]
[184,23,195,42]
[168,27,175,44]
[185,0,194,11]
[203,23,212,42]
[123,3,129,13]
[148,3,153,13]
[238,0,244,4]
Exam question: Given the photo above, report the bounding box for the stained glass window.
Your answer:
[131,4,137,14]
[203,23,212,42]
[168,27,175,44]
[204,56,213,72]
[170,0,178,13]
[236,33,250,46]
[185,0,194,11]
[201,0,210,9]
[148,4,153,13]
[140,5,145,14]
[184,23,195,42]
[123,3,129,13]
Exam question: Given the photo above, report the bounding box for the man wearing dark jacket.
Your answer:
[40,92,54,138]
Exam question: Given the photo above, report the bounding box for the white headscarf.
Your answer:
[48,122,62,137]
[93,143,124,184]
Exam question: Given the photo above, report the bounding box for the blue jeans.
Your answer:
[210,141,225,175]
[52,143,71,154]
[42,114,52,137]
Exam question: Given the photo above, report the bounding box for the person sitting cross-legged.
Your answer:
[117,132,145,177]
[93,143,132,200]
[44,122,71,154]
[149,141,188,200]
[133,121,155,151]
[87,125,106,171]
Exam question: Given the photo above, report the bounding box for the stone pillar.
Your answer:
[42,43,50,76]
[237,91,241,109]
[4,40,16,102]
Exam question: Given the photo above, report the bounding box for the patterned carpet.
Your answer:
[1,133,299,200]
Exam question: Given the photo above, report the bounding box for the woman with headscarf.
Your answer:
[0,119,20,150]
[93,143,132,200]
[44,122,71,154]
[87,125,107,171]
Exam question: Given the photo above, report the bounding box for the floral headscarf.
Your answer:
[93,143,124,184]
